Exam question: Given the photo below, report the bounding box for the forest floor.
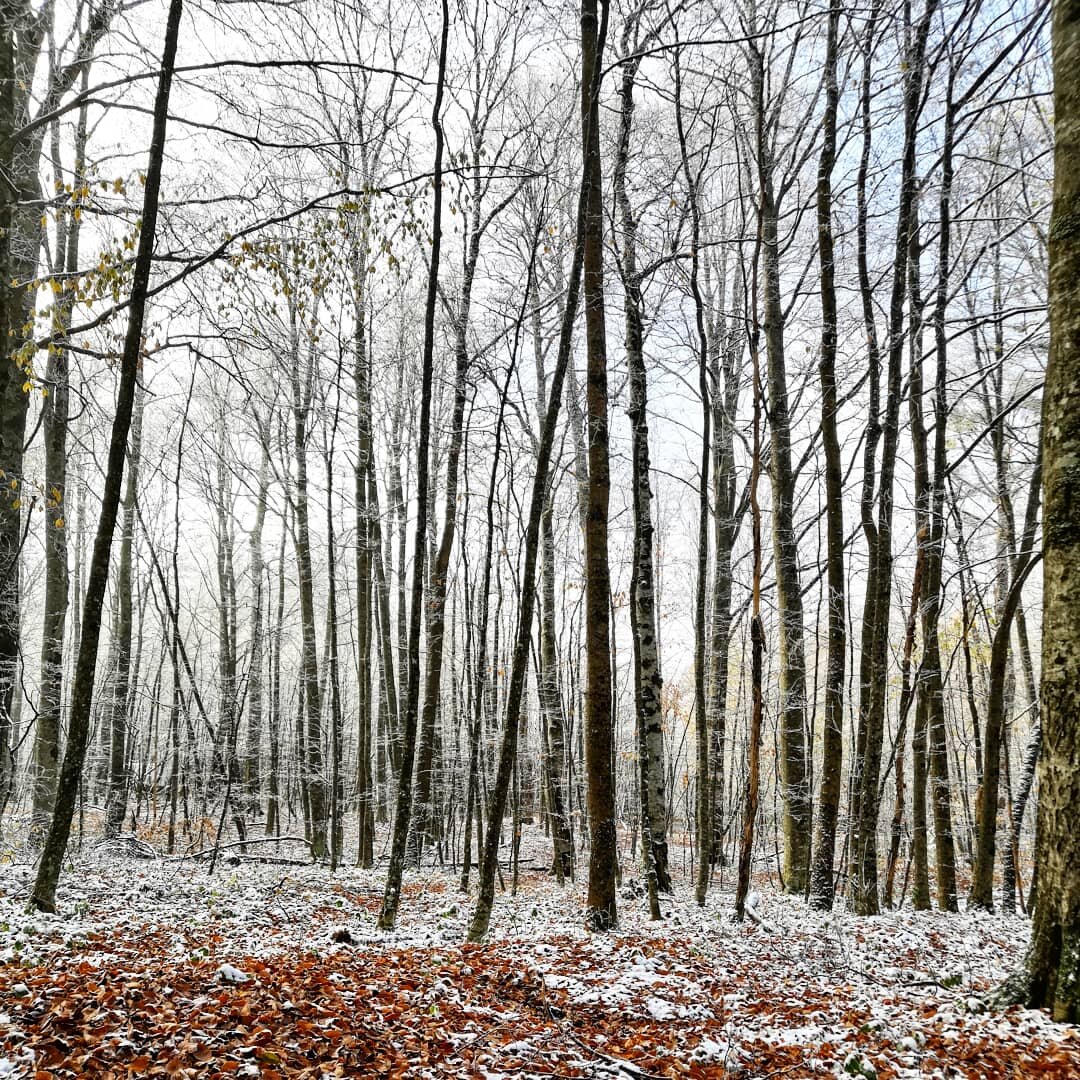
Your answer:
[0,823,1078,1079]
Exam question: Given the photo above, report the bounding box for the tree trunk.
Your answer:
[533,290,575,882]
[378,0,449,929]
[104,383,145,837]
[809,2,845,911]
[750,40,811,897]
[580,0,617,932]
[466,9,602,938]
[413,134,489,860]
[970,554,1040,909]
[31,0,183,911]
[924,78,959,912]
[1019,0,1080,1017]
[288,301,328,858]
[851,0,936,915]
[672,43,714,908]
[907,194,933,911]
[244,435,269,831]
[30,82,89,842]
[353,235,375,868]
[615,25,669,896]
[736,185,766,925]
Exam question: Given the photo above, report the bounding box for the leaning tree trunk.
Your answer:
[31,0,183,911]
[970,553,1040,910]
[413,144,487,860]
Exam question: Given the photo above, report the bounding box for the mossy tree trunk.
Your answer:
[1020,0,1080,1021]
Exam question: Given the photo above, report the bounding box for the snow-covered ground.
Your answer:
[0,826,1076,1077]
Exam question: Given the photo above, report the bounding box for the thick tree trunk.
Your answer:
[0,16,45,818]
[581,0,617,932]
[1018,0,1080,1018]
[1,0,115,836]
[809,3,845,911]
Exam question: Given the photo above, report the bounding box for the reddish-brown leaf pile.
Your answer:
[2,915,1078,1078]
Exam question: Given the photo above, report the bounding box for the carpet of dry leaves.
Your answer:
[1,827,1077,1078]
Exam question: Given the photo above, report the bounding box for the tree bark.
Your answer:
[1017,0,1080,1018]
[581,0,617,932]
[31,0,183,911]
[615,21,669,896]
[104,382,145,837]
[466,4,605,939]
[30,79,89,842]
[288,295,327,858]
[749,38,811,897]
[809,2,845,911]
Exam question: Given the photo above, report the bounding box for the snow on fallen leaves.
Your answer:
[0,843,1078,1078]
